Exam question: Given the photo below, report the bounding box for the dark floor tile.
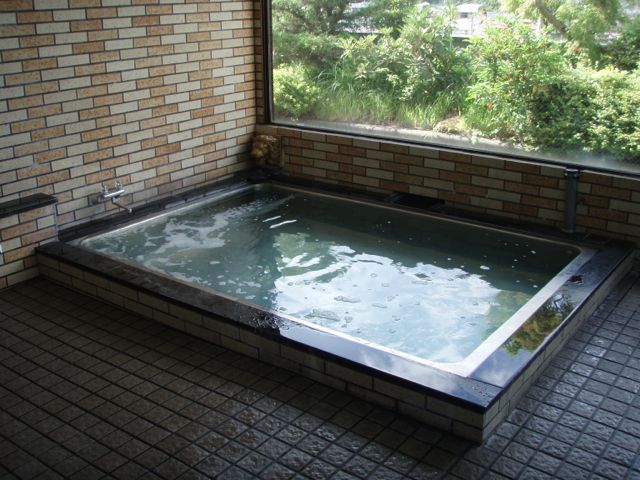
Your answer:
[217,440,251,463]
[280,448,314,471]
[194,454,230,477]
[343,454,378,478]
[261,462,296,480]
[3,274,640,480]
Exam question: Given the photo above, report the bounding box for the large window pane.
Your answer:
[269,0,640,172]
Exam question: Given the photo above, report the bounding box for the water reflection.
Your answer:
[503,294,575,354]
[270,231,513,362]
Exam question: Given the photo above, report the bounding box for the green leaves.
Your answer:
[271,0,640,162]
[500,0,625,62]
[466,19,568,142]
[273,65,321,119]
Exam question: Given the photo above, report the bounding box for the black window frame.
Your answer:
[261,0,640,179]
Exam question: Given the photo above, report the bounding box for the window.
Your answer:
[268,0,640,173]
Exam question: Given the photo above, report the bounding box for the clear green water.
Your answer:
[82,187,579,363]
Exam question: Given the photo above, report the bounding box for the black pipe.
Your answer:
[564,168,580,233]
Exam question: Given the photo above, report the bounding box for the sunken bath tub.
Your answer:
[37,179,633,441]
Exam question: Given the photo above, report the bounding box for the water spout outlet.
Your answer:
[92,181,132,214]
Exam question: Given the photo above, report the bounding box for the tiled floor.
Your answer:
[1,271,639,480]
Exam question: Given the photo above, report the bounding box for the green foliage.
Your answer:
[558,0,622,59]
[324,7,469,127]
[526,72,595,149]
[465,22,640,160]
[270,0,640,164]
[500,0,624,61]
[465,20,569,143]
[272,0,360,34]
[272,32,343,75]
[584,67,640,159]
[313,87,397,124]
[602,16,640,71]
[272,64,321,119]
[360,0,420,36]
[400,7,470,106]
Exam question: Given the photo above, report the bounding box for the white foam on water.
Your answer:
[83,189,577,364]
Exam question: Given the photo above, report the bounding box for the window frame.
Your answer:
[261,0,640,179]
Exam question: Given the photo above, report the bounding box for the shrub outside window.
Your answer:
[268,0,640,173]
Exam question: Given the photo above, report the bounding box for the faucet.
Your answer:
[111,197,132,214]
[93,181,132,214]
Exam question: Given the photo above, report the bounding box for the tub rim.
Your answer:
[40,176,635,417]
[69,181,597,378]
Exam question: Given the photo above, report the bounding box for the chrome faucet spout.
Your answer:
[91,180,132,213]
[100,181,125,200]
[111,197,132,214]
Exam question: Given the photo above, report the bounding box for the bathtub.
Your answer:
[37,177,634,441]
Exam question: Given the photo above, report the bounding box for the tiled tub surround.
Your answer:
[36,179,635,442]
[0,192,57,288]
[256,125,640,245]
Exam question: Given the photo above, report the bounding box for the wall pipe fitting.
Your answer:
[563,168,580,233]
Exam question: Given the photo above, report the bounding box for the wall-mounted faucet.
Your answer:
[92,181,132,214]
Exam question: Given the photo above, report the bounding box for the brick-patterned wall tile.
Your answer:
[260,125,640,244]
[1,0,257,230]
[0,0,258,287]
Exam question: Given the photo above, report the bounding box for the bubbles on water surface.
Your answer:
[334,296,361,304]
[307,309,341,322]
[87,189,566,364]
